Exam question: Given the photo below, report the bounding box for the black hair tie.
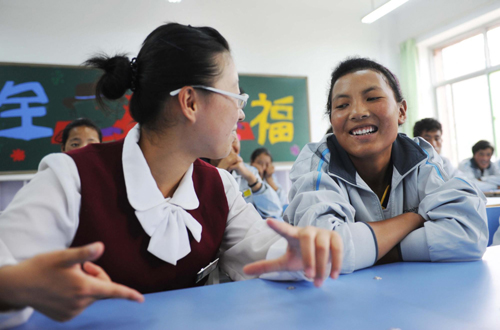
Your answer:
[130,57,138,92]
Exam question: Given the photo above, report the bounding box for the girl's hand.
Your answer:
[217,150,240,171]
[264,163,275,179]
[0,242,144,322]
[243,219,343,287]
[251,162,265,179]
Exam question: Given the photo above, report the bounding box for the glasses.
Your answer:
[170,85,249,109]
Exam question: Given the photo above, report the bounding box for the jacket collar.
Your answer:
[326,133,427,185]
[122,124,199,212]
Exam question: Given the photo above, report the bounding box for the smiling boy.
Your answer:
[285,58,488,274]
[413,118,458,177]
[458,140,500,192]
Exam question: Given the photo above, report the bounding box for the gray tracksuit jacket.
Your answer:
[285,133,488,274]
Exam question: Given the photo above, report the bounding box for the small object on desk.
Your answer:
[286,286,296,290]
[195,258,219,283]
[374,276,382,280]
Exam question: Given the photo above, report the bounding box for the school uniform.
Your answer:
[458,158,500,192]
[231,164,283,219]
[493,222,500,246]
[285,133,488,275]
[442,156,459,177]
[0,124,303,328]
[272,174,288,207]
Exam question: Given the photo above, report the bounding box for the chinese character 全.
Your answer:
[0,81,53,141]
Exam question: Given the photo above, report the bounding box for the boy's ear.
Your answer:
[174,86,200,124]
[398,100,407,125]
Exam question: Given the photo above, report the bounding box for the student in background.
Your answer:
[250,148,288,206]
[285,57,487,275]
[458,140,500,191]
[493,220,500,246]
[209,138,282,219]
[413,118,458,177]
[0,23,342,327]
[60,118,103,152]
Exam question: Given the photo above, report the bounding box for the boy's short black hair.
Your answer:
[61,118,103,146]
[472,140,494,155]
[413,118,442,137]
[326,57,403,118]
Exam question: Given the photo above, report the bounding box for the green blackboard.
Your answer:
[0,63,134,174]
[238,75,310,163]
[0,64,309,175]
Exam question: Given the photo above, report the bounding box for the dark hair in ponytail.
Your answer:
[85,23,230,131]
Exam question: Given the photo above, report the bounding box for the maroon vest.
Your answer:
[68,140,228,293]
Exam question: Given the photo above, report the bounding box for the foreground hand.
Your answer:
[243,219,343,287]
[0,242,144,322]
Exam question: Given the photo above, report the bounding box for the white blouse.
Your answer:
[0,125,300,329]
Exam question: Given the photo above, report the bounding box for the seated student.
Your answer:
[494,221,500,246]
[250,148,288,206]
[285,57,487,274]
[209,138,282,219]
[0,23,342,328]
[413,118,458,177]
[60,118,103,152]
[458,140,500,192]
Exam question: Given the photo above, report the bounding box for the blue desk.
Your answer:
[14,246,500,330]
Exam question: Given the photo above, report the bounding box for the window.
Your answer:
[432,24,500,165]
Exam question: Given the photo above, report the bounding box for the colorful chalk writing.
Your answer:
[249,93,294,145]
[0,81,53,141]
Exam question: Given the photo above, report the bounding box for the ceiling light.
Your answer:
[168,0,182,3]
[362,0,409,24]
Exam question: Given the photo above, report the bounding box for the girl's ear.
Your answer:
[398,99,407,125]
[175,86,201,124]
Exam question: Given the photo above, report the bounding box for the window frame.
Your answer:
[428,20,500,162]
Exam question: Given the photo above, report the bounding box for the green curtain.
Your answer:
[399,38,419,136]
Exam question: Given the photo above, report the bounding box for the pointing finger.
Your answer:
[265,219,299,241]
[83,261,111,281]
[88,278,144,303]
[313,230,330,287]
[57,242,105,267]
[329,231,343,280]
[243,255,288,276]
[298,227,316,279]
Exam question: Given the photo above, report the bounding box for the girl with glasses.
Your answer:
[0,23,342,327]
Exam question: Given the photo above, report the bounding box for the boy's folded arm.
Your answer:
[417,175,488,261]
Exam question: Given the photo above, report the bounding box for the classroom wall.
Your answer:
[2,0,500,207]
[0,0,395,208]
[0,0,393,143]
[2,0,499,141]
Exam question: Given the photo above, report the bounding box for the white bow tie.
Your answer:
[135,202,202,265]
